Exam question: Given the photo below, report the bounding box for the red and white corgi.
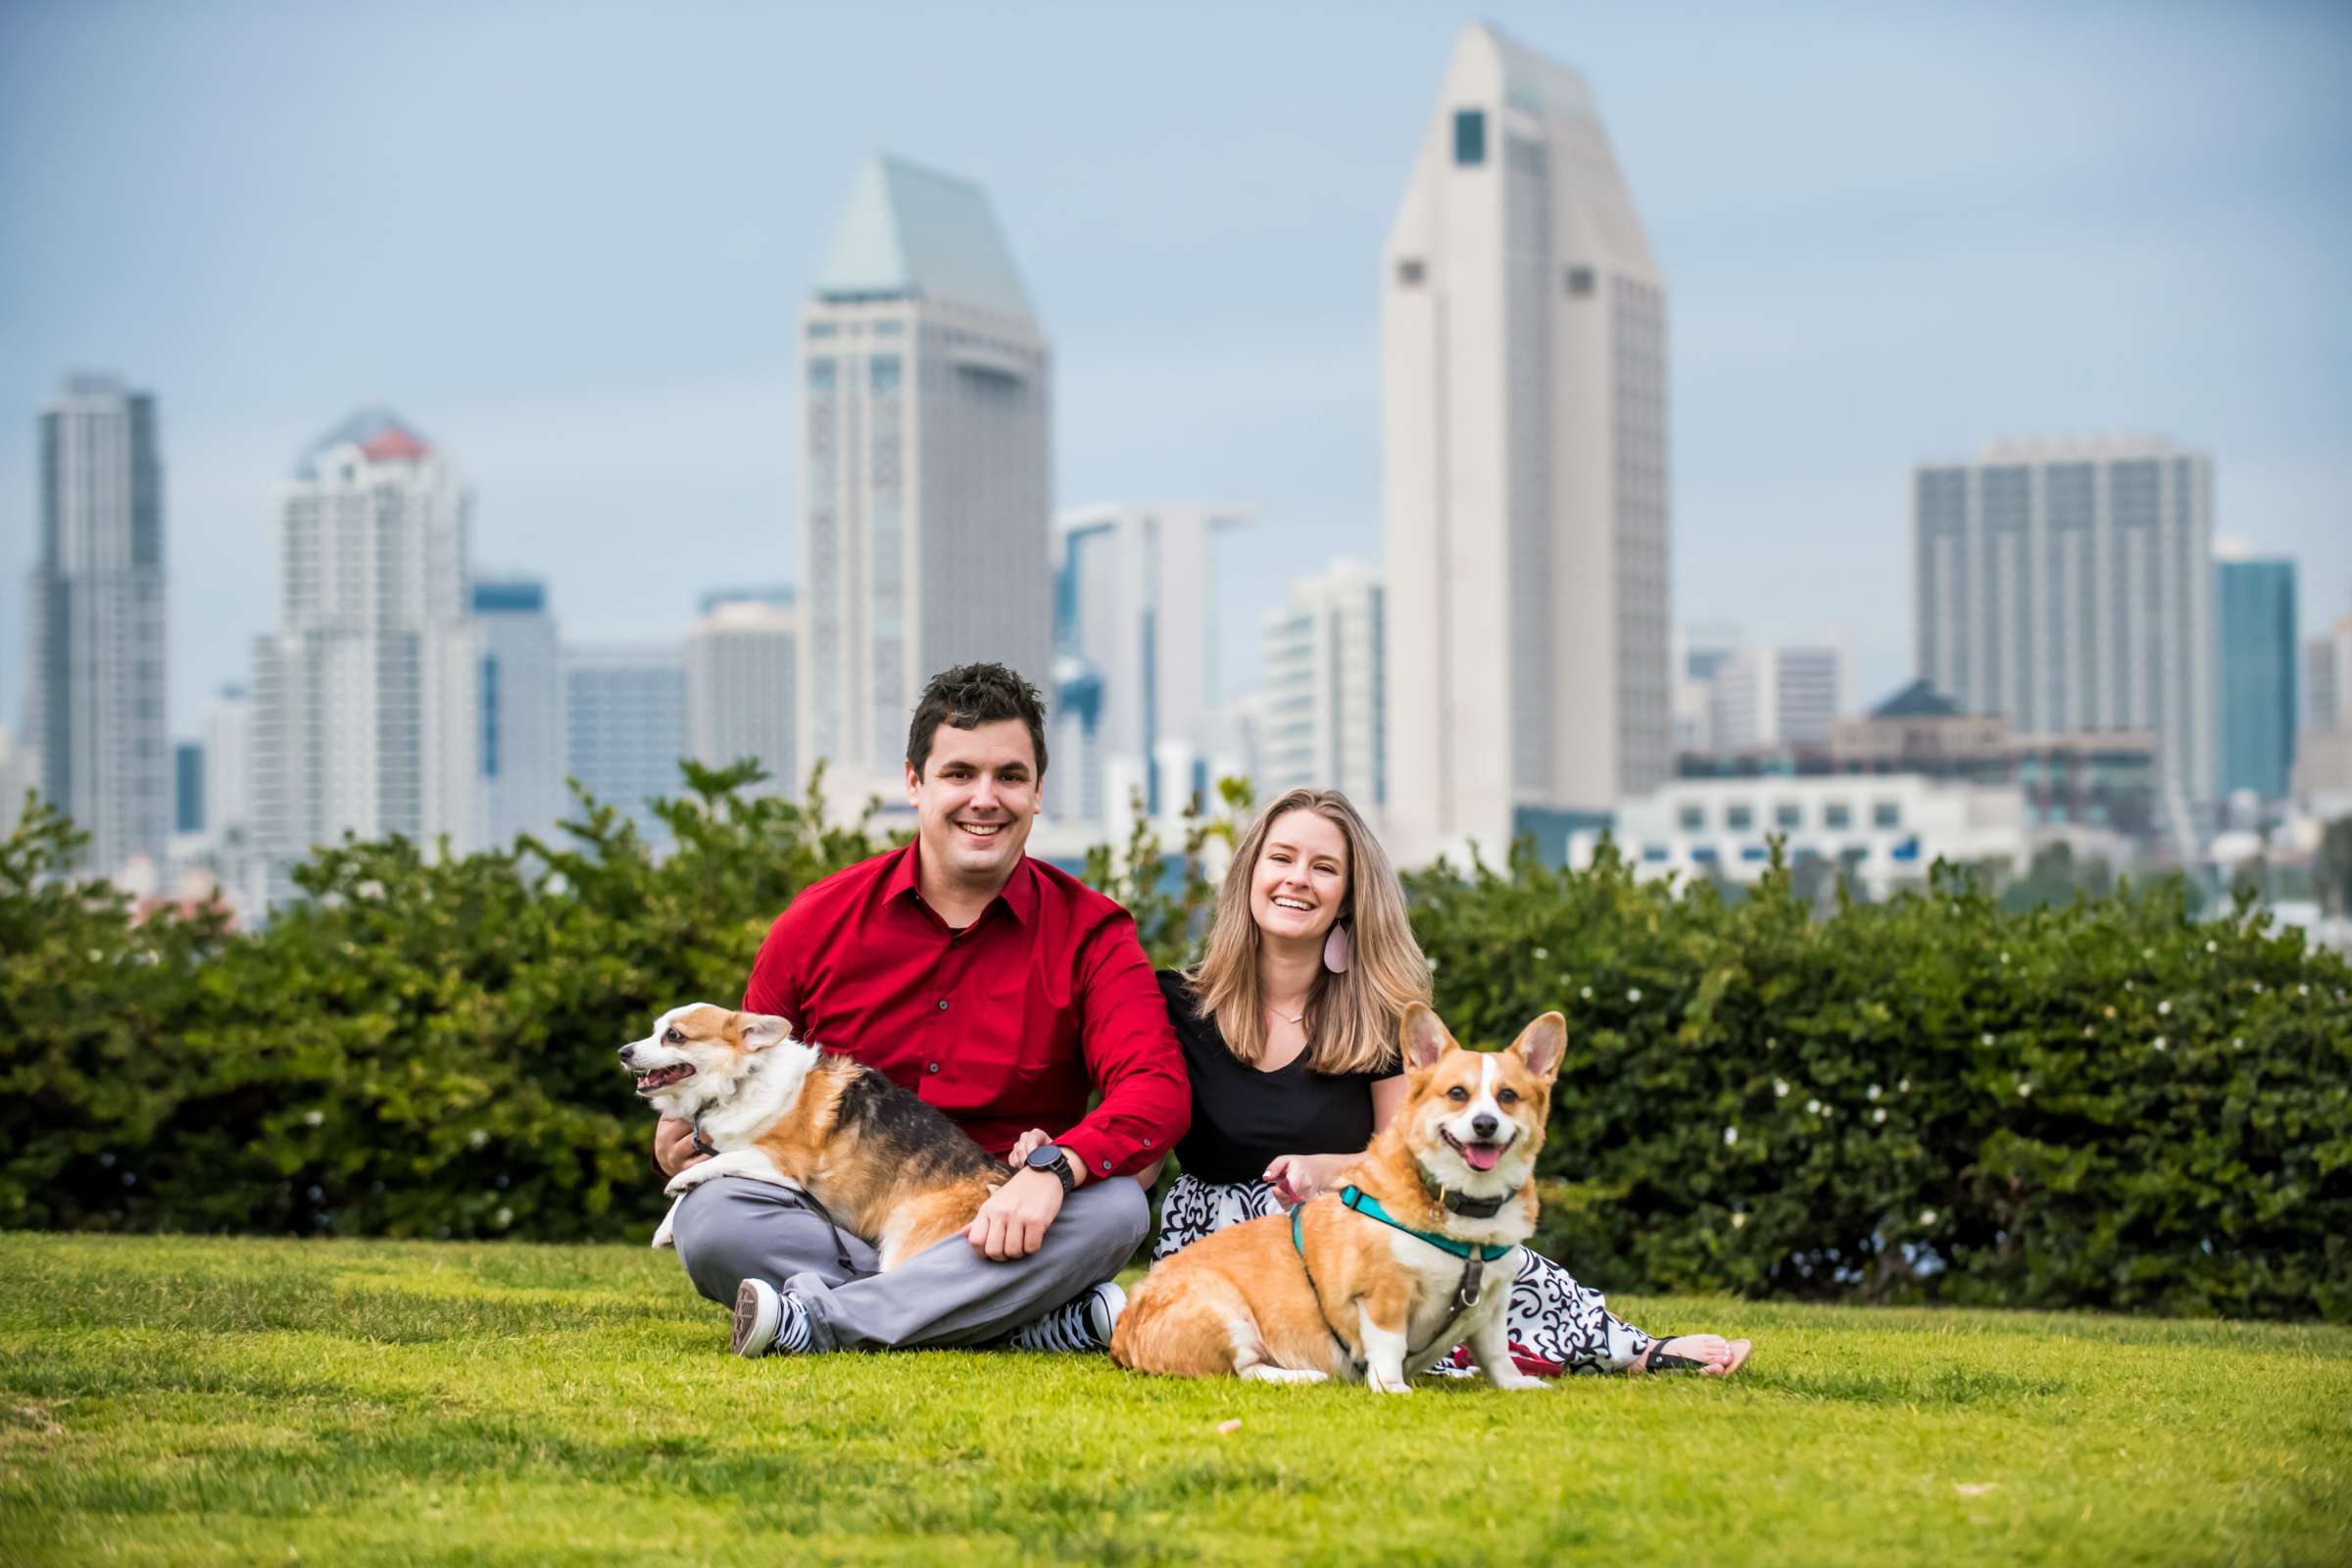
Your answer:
[1112,1003,1561,1393]
[619,1003,1005,1268]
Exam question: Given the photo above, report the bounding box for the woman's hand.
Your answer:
[1264,1152,1348,1207]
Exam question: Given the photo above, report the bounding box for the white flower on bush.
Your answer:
[468,1128,490,1149]
[1867,1083,1882,1101]
[2233,1037,2245,1050]
[1874,1107,1887,1124]
[2251,982,2263,995]
[1532,947,1548,960]
[2206,940,2219,954]
[1999,952,2010,964]
[1723,1126,1739,1147]
[1919,1208,1938,1226]
[494,1206,514,1229]
[1805,1098,1821,1114]
[1898,1078,1911,1094]
[2159,1000,2172,1015]
[1731,1211,1747,1230]
[1774,1079,1790,1099]
[2018,1081,2034,1098]
[303,1110,324,1128]
[2152,1037,2167,1052]
[2299,984,2310,998]
[1581,986,1594,1001]
[1981,1033,1995,1047]
[1627,987,1643,1003]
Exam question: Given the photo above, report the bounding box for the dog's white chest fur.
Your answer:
[1384,1230,1520,1368]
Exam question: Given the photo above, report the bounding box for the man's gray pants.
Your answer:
[670,1176,1151,1351]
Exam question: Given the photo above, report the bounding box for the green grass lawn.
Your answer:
[2,1235,2347,1567]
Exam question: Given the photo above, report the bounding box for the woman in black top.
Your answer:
[1023,787,1751,1379]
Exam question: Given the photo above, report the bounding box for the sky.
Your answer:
[3,0,2348,741]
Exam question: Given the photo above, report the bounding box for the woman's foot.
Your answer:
[1633,1335,1751,1377]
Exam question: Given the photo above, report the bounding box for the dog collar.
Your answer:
[690,1114,718,1159]
[1412,1160,1509,1219]
[1338,1186,1515,1262]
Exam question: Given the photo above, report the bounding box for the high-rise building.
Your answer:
[799,154,1053,804]
[2216,556,2297,802]
[0,726,33,838]
[24,374,170,876]
[200,683,253,851]
[1258,560,1386,808]
[564,643,686,844]
[1914,436,2216,825]
[1051,504,1250,826]
[474,577,566,849]
[1710,643,1849,753]
[688,590,798,795]
[173,742,204,835]
[1382,24,1671,868]
[250,411,481,901]
[2304,616,2352,736]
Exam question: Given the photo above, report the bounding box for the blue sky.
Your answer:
[3,0,2347,737]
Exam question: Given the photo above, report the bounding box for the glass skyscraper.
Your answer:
[2218,557,2297,802]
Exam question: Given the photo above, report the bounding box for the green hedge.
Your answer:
[4,776,2347,1319]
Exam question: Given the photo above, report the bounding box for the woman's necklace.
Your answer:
[1266,1000,1307,1028]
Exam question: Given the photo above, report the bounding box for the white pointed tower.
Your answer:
[1382,25,1670,867]
[797,155,1053,804]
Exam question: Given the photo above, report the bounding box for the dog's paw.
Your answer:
[1490,1371,1549,1392]
[1368,1370,1414,1396]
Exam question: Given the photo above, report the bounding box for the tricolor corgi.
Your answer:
[1111,1003,1561,1393]
[620,1003,1005,1268]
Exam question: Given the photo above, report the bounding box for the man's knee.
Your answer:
[1079,1176,1152,1261]
[669,1180,805,1302]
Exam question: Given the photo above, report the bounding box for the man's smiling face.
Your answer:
[906,718,1041,891]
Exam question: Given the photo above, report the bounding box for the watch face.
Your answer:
[1025,1144,1063,1170]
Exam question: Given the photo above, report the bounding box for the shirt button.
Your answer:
[1144,1137,1153,1147]
[927,1062,940,1073]
[937,999,950,1011]
[1101,1159,1111,1171]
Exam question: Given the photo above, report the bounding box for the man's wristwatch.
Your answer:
[1023,1143,1077,1196]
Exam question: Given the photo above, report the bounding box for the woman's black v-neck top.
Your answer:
[1158,969,1390,1183]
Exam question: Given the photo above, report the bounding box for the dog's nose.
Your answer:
[1470,1113,1498,1139]
[617,1045,635,1063]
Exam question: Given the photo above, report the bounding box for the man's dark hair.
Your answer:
[906,662,1050,779]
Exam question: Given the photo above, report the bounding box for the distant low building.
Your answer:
[1678,680,2158,843]
[1590,772,2030,900]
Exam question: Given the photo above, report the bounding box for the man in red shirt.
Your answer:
[655,662,1189,1356]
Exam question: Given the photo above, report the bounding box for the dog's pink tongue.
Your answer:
[1465,1142,1502,1172]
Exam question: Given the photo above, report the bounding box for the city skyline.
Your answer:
[3,3,2347,747]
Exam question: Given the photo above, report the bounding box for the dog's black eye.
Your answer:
[1446,1086,1469,1102]
[1498,1089,1519,1105]
[664,1028,683,1045]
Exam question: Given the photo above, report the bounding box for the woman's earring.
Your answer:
[1322,921,1352,975]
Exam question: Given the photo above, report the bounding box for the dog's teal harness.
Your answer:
[1289,1185,1519,1375]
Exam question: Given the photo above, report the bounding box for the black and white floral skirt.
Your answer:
[1152,1172,1654,1376]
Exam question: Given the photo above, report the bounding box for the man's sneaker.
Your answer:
[1007,1280,1126,1352]
[732,1278,813,1357]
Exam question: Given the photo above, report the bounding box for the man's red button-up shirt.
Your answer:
[740,842,1189,1180]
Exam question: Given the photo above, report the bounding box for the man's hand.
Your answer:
[654,1116,710,1180]
[1006,1127,1052,1167]
[966,1166,1066,1260]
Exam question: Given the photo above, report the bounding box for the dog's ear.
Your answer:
[736,1012,795,1052]
[1399,1003,1455,1074]
[1509,1012,1567,1082]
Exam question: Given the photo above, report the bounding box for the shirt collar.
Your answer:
[885,837,1037,927]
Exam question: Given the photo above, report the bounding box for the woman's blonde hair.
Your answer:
[1183,788,1432,1075]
